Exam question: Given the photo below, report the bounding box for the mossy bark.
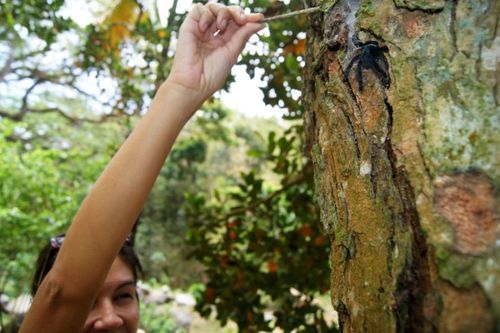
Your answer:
[303,0,499,331]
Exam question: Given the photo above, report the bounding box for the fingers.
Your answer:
[223,20,266,61]
[207,3,246,27]
[195,4,215,33]
[193,3,264,33]
[245,12,265,23]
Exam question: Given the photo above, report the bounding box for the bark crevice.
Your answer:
[392,1,445,14]
[383,97,434,332]
[449,0,458,56]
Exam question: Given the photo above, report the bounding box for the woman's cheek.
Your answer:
[124,302,140,331]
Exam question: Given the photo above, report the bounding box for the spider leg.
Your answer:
[357,60,364,92]
[352,35,363,48]
[378,57,391,87]
[344,54,360,84]
[370,59,391,88]
[362,41,380,48]
[375,55,389,75]
[353,36,380,49]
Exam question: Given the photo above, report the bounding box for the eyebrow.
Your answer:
[116,280,136,290]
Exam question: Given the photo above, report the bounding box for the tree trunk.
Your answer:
[303,0,499,331]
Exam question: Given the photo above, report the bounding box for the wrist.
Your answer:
[155,80,205,121]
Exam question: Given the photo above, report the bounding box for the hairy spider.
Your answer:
[344,37,391,92]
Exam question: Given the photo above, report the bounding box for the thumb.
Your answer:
[228,22,266,58]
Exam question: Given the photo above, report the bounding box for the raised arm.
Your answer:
[20,4,264,332]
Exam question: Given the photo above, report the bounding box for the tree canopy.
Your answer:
[0,0,335,331]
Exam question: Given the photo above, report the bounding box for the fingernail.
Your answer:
[221,18,228,30]
[200,21,208,32]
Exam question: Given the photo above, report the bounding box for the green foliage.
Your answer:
[239,0,307,119]
[140,302,181,333]
[136,102,235,287]
[0,0,73,44]
[0,0,335,331]
[185,124,335,331]
[179,3,336,327]
[136,102,285,289]
[0,116,123,294]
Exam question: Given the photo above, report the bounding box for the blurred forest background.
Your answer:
[0,0,335,331]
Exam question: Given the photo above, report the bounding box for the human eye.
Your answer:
[114,290,137,303]
[117,293,133,300]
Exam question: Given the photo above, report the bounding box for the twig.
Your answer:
[0,106,120,124]
[216,163,313,222]
[260,6,321,23]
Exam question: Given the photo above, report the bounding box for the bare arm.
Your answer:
[20,4,264,332]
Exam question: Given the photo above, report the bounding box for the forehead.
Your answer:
[102,257,136,290]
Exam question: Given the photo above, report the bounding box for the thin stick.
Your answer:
[260,6,322,23]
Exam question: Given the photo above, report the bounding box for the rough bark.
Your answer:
[303,0,499,331]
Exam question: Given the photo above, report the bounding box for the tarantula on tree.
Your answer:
[343,36,391,92]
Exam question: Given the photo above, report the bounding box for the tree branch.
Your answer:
[20,79,45,116]
[132,0,144,27]
[155,0,179,89]
[0,44,15,81]
[1,66,131,123]
[1,78,121,123]
[0,106,120,124]
[218,163,314,221]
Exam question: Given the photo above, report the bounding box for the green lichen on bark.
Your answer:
[360,0,499,184]
[305,0,499,330]
[393,0,445,11]
[305,1,427,330]
[419,1,499,185]
[357,0,499,320]
[311,141,340,234]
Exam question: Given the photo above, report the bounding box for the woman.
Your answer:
[30,234,143,331]
[19,3,265,332]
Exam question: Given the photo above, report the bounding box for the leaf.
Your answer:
[104,0,140,51]
[283,39,305,56]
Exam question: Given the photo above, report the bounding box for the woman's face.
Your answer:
[82,256,139,333]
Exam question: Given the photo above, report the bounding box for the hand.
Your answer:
[166,3,264,107]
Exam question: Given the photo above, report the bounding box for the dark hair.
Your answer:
[30,234,143,296]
